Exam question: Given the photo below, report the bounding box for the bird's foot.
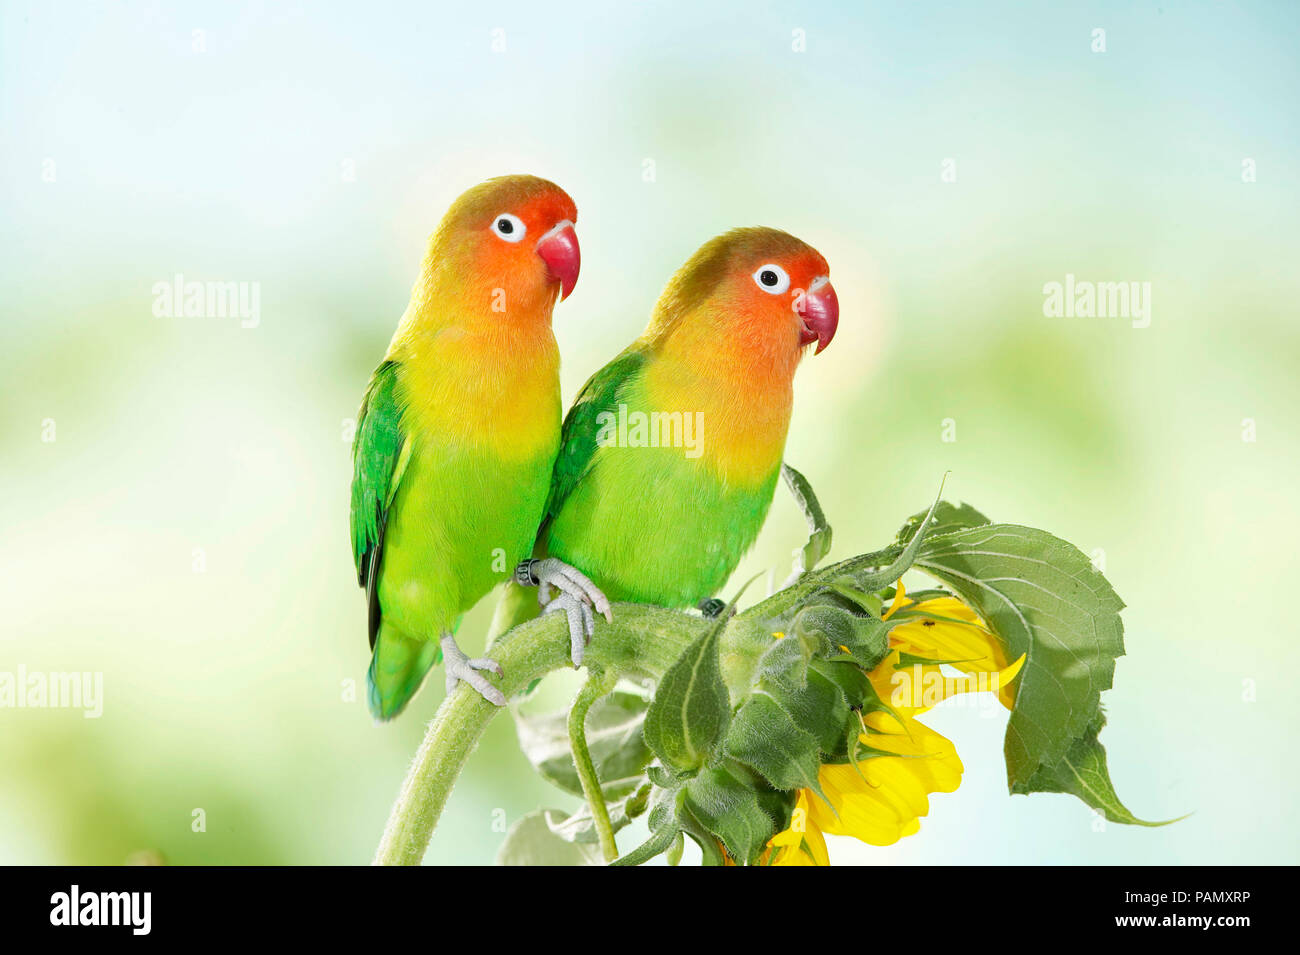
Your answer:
[544,592,598,666]
[516,558,611,667]
[441,634,505,706]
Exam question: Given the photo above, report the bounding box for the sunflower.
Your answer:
[762,584,1025,865]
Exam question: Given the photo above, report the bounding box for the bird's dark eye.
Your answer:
[491,212,526,242]
[752,263,791,294]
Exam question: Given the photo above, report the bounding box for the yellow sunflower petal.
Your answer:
[881,579,912,621]
[804,711,967,848]
[764,791,831,866]
[889,596,1021,708]
[762,593,1028,861]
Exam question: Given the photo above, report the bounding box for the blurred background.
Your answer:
[2,0,1297,865]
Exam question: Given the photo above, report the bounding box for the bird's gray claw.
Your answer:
[441,636,506,706]
[527,558,612,623]
[543,591,596,667]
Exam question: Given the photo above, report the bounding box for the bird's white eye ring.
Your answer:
[491,213,526,243]
[752,264,790,294]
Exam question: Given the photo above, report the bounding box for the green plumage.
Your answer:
[543,349,646,529]
[491,344,781,641]
[351,361,408,647]
[351,360,556,719]
[547,349,778,604]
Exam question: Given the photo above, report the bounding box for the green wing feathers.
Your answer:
[351,361,439,721]
[544,348,645,525]
[350,361,409,648]
[351,361,406,580]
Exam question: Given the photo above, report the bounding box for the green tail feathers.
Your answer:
[367,624,442,721]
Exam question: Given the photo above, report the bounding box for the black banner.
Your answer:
[0,865,1273,941]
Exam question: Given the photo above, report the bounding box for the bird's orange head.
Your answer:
[644,227,839,381]
[419,174,580,322]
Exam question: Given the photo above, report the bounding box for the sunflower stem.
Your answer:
[372,614,571,866]
[567,669,620,863]
[372,604,706,865]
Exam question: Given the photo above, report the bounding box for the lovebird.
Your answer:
[489,227,838,648]
[351,175,609,719]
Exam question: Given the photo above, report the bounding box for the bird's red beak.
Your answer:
[536,220,580,301]
[795,279,839,354]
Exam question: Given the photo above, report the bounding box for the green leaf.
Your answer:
[821,579,885,616]
[610,784,690,867]
[741,619,855,760]
[897,500,991,544]
[513,692,653,800]
[849,485,947,592]
[683,764,787,865]
[795,604,892,672]
[754,627,814,691]
[542,779,651,845]
[746,485,947,637]
[780,462,833,586]
[723,693,824,794]
[766,668,850,756]
[665,831,685,866]
[913,523,1125,791]
[646,763,684,790]
[1020,719,1179,826]
[812,657,870,708]
[611,825,679,867]
[678,813,727,867]
[496,811,605,866]
[642,616,731,774]
[894,650,981,669]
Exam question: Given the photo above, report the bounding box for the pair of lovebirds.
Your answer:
[350,174,840,720]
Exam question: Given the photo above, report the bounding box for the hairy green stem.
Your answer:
[372,613,571,865]
[372,604,707,866]
[611,819,680,867]
[567,669,620,863]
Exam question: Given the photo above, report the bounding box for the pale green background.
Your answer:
[2,0,1296,865]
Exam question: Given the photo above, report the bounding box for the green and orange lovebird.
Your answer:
[491,227,838,642]
[350,175,608,720]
